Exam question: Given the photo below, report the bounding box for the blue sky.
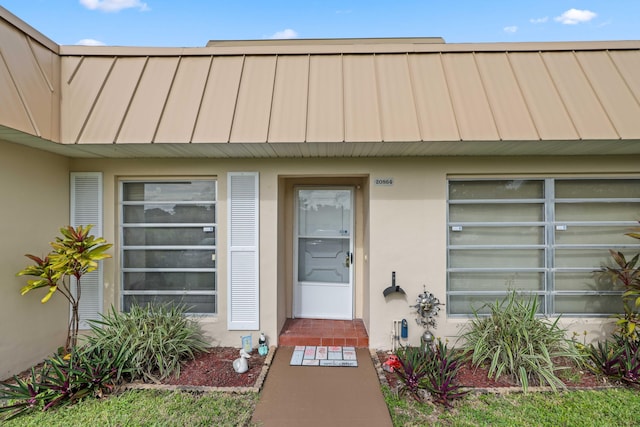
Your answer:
[2,1,639,47]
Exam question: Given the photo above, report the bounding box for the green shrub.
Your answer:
[84,303,209,382]
[459,291,583,392]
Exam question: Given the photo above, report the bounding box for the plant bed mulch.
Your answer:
[2,347,274,394]
[124,346,273,392]
[2,346,612,397]
[375,351,610,393]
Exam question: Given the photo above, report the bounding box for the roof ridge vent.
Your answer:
[206,37,445,48]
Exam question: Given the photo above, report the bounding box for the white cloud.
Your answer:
[503,26,518,33]
[554,8,597,25]
[270,29,298,39]
[529,17,548,24]
[79,0,150,12]
[76,38,106,46]
[597,19,612,28]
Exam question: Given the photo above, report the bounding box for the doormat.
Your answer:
[289,346,358,367]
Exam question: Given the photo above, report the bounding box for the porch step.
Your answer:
[278,318,369,348]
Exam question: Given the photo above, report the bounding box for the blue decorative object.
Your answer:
[258,332,268,356]
[241,335,252,354]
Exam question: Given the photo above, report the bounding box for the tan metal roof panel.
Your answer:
[507,52,578,140]
[79,57,146,143]
[62,55,82,78]
[408,54,459,141]
[0,51,34,135]
[343,55,381,142]
[268,55,309,142]
[116,57,179,143]
[29,41,60,141]
[475,53,539,140]
[0,22,54,138]
[375,54,420,142]
[192,56,243,143]
[306,55,344,142]
[1,6,57,53]
[576,51,640,139]
[229,55,276,143]
[609,50,640,100]
[442,53,499,141]
[28,40,56,91]
[155,57,211,143]
[62,56,114,143]
[542,51,618,140]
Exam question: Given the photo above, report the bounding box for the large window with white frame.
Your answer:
[120,180,217,314]
[447,178,640,316]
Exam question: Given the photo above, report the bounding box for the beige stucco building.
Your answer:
[2,6,640,378]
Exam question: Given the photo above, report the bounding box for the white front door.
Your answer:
[294,187,354,319]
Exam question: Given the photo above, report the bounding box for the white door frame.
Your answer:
[293,186,355,319]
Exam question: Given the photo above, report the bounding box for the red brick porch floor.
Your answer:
[278,318,369,348]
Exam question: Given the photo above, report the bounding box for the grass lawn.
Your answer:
[384,386,640,427]
[2,389,258,427]
[4,386,639,426]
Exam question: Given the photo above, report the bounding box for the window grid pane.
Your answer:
[121,180,217,314]
[448,178,639,316]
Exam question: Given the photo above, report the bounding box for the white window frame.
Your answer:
[119,179,218,315]
[447,177,640,317]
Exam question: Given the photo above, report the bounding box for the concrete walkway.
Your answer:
[252,347,393,427]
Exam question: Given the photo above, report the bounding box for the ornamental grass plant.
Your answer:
[459,291,583,392]
[83,303,209,382]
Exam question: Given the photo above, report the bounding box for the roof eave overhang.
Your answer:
[3,127,639,159]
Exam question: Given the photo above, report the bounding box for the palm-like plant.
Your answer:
[602,249,640,341]
[17,225,112,350]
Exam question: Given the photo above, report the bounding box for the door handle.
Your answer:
[345,252,353,268]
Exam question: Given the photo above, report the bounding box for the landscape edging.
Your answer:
[122,345,276,394]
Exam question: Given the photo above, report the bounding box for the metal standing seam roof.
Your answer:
[1,6,640,158]
[60,43,640,145]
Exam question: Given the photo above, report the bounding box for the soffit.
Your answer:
[3,126,640,159]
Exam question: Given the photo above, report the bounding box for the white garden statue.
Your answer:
[233,348,251,373]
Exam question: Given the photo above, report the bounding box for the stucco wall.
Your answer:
[0,140,69,379]
[70,154,636,350]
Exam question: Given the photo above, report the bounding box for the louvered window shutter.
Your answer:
[227,172,259,330]
[70,172,103,329]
